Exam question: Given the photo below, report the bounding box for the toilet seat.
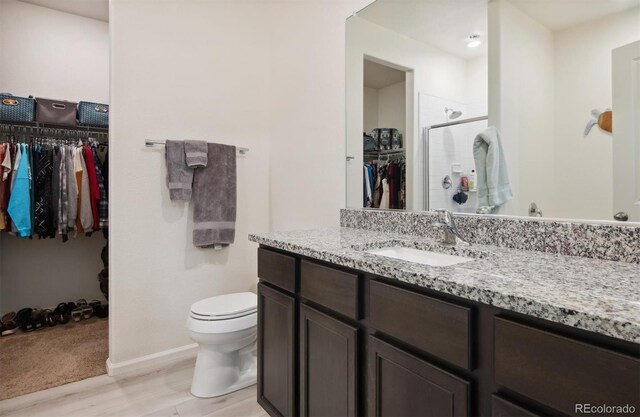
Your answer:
[190,292,257,321]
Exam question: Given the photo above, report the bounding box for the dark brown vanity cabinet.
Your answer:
[369,336,470,417]
[300,304,358,417]
[491,395,542,417]
[256,246,640,417]
[494,317,640,417]
[257,282,296,417]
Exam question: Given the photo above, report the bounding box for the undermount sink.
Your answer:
[364,246,475,267]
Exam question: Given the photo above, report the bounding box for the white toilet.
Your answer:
[186,292,258,398]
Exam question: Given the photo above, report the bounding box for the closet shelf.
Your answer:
[364,148,405,155]
[0,120,109,134]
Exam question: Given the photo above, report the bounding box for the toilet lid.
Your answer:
[190,292,257,319]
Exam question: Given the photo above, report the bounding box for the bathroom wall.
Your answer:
[0,0,109,313]
[363,87,379,133]
[490,1,640,220]
[553,8,640,220]
[466,55,489,110]
[109,0,270,365]
[109,0,371,366]
[488,0,556,217]
[268,0,371,230]
[346,15,470,211]
[363,81,406,141]
[377,81,406,140]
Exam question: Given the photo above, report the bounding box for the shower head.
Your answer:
[444,107,463,120]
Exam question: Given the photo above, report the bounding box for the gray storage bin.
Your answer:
[36,97,78,126]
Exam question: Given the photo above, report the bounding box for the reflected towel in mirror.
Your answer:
[473,126,513,207]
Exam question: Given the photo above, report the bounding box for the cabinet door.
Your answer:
[300,304,358,417]
[368,336,469,417]
[258,283,296,417]
[492,395,543,417]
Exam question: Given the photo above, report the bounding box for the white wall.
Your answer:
[0,0,108,103]
[377,81,406,140]
[363,87,379,133]
[490,1,640,220]
[466,55,489,109]
[346,16,469,211]
[109,0,271,364]
[553,8,640,220]
[268,0,370,230]
[363,81,406,142]
[488,0,556,216]
[109,0,370,365]
[0,0,109,313]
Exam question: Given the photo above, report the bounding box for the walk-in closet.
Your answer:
[0,0,110,400]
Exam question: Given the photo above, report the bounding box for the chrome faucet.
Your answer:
[434,209,469,246]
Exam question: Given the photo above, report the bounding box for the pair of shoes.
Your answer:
[71,299,94,322]
[53,302,76,324]
[0,312,18,336]
[16,308,44,332]
[91,301,109,319]
[42,309,57,327]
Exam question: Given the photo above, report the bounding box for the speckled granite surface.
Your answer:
[340,208,640,263]
[249,227,640,343]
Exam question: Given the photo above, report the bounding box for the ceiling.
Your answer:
[509,0,640,32]
[357,0,488,60]
[18,0,109,22]
[364,60,406,89]
[356,0,639,60]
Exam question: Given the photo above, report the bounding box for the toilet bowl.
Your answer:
[186,292,258,398]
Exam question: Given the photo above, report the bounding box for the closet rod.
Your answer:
[144,139,249,155]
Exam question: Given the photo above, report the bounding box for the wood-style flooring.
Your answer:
[0,358,266,417]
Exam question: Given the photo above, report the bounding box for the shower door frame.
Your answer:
[423,115,489,211]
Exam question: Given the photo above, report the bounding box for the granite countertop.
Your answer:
[249,227,640,343]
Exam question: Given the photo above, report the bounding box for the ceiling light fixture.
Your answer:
[467,34,481,48]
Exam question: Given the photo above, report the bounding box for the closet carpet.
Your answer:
[0,318,108,401]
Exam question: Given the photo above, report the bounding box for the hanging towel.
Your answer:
[184,140,208,168]
[165,140,193,201]
[473,126,513,207]
[192,143,236,248]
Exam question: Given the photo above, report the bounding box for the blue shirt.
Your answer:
[7,144,32,237]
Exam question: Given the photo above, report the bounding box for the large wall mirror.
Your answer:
[346,0,640,223]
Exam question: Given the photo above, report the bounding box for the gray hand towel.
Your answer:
[192,143,236,247]
[165,140,193,201]
[184,140,208,168]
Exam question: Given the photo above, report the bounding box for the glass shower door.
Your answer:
[426,118,488,213]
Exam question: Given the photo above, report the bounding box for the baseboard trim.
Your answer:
[106,343,198,377]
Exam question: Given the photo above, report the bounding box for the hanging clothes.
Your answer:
[363,155,406,210]
[0,137,109,241]
[7,144,32,237]
[0,144,9,230]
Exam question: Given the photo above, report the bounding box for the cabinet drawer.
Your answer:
[494,317,640,417]
[491,395,543,417]
[300,261,359,320]
[369,336,470,417]
[258,248,296,293]
[370,280,472,370]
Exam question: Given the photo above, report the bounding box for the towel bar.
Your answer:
[145,139,249,155]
